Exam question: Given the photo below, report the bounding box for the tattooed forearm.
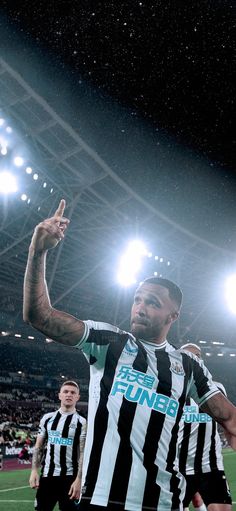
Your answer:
[23,248,84,346]
[77,423,87,478]
[32,447,43,469]
[23,248,51,322]
[202,393,235,428]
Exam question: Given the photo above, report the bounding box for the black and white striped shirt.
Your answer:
[178,383,226,475]
[38,408,86,477]
[75,321,220,511]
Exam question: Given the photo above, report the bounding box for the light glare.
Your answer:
[14,156,24,167]
[117,240,148,287]
[225,274,236,314]
[0,171,18,194]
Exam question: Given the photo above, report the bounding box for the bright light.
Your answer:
[0,172,18,194]
[225,274,236,314]
[33,173,39,180]
[21,194,27,201]
[0,118,5,126]
[0,145,7,155]
[6,126,12,134]
[15,333,21,338]
[230,353,236,357]
[117,240,148,286]
[26,166,32,174]
[43,182,47,188]
[217,353,224,357]
[14,156,24,167]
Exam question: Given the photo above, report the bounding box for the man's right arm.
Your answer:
[23,200,85,346]
[29,436,44,489]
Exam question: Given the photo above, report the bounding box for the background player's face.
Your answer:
[183,345,202,359]
[130,283,178,341]
[59,384,80,410]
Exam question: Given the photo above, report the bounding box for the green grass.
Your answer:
[0,469,59,511]
[0,450,235,511]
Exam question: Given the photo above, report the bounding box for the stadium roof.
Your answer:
[0,57,236,351]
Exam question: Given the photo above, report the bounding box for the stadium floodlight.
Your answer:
[26,166,32,174]
[14,156,24,167]
[0,171,18,194]
[117,240,148,287]
[0,145,7,155]
[225,274,236,314]
[21,194,27,201]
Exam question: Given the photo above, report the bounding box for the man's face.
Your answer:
[58,385,80,408]
[130,283,178,341]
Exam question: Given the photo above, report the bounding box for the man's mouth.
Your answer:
[132,319,148,326]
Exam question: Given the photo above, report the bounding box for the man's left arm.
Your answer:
[201,392,236,450]
[68,420,87,500]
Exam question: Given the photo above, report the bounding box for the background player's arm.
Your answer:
[201,392,236,449]
[68,420,87,500]
[29,436,44,489]
[23,200,85,346]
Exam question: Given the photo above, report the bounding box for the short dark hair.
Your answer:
[60,380,80,391]
[141,277,183,310]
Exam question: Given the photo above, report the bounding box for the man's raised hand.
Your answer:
[30,199,70,252]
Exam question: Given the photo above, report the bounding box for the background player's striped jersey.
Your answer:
[38,409,86,477]
[178,383,226,474]
[76,320,220,511]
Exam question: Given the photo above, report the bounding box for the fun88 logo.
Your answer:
[111,365,179,419]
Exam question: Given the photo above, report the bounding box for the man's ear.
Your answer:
[170,311,179,323]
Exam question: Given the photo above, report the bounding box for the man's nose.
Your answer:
[136,303,146,316]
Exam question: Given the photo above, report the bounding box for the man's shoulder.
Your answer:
[84,319,130,336]
[76,412,87,425]
[41,410,58,422]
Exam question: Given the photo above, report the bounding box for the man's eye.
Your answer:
[149,301,159,307]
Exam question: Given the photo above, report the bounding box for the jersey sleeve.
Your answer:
[37,414,48,439]
[74,319,130,362]
[184,352,220,407]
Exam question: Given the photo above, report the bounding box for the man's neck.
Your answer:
[60,406,76,414]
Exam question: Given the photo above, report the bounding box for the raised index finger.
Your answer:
[54,199,66,219]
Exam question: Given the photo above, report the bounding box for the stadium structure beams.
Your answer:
[0,57,235,347]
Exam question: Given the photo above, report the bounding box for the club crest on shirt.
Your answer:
[170,360,185,376]
[123,339,138,356]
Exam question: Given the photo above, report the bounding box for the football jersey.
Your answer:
[178,383,226,474]
[74,320,220,511]
[38,408,86,477]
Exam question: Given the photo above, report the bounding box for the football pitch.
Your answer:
[0,450,235,511]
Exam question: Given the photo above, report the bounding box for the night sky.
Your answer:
[0,0,236,246]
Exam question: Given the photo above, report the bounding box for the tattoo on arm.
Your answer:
[32,446,44,469]
[77,422,87,478]
[24,249,84,345]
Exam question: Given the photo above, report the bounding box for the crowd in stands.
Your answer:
[0,334,235,455]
